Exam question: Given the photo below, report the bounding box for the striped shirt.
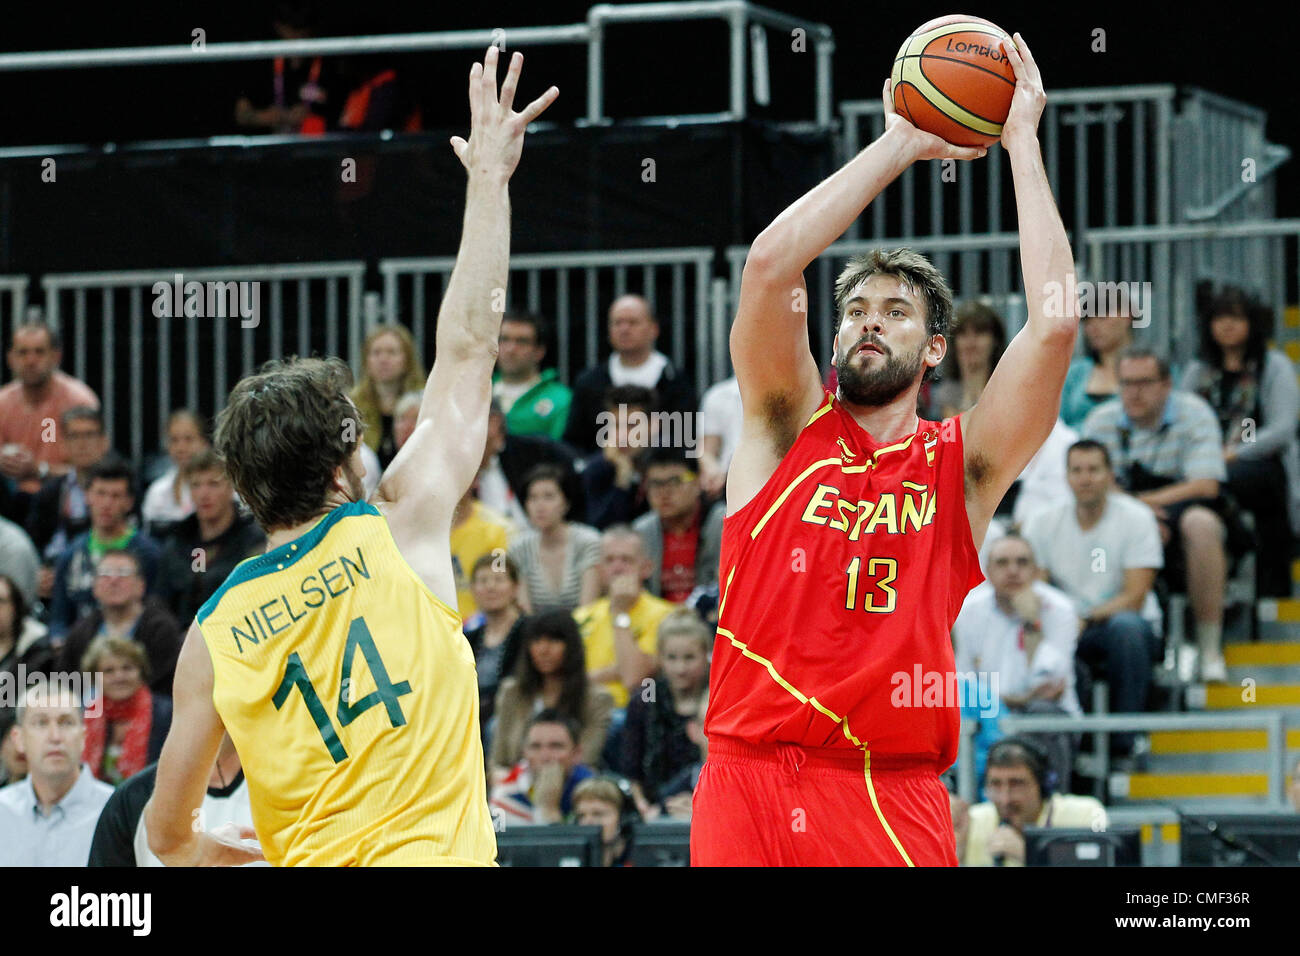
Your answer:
[507,522,602,614]
[1081,392,1227,488]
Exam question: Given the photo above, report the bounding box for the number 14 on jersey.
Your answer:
[272,616,412,763]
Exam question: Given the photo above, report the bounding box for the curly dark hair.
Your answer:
[214,356,361,530]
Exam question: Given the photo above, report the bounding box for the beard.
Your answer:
[835,335,927,407]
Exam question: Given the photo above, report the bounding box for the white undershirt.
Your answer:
[610,351,669,390]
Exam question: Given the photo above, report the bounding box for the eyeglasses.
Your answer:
[1118,377,1164,390]
[95,567,138,579]
[646,474,696,491]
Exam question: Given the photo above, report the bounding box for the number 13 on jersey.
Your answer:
[844,556,898,613]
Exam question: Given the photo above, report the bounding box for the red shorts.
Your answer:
[690,737,958,866]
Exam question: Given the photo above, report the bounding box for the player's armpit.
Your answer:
[960,321,1075,510]
[145,623,228,866]
[729,263,824,425]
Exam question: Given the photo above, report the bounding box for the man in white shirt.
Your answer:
[0,685,113,866]
[563,295,695,452]
[960,736,1107,866]
[953,534,1081,794]
[1010,417,1078,526]
[697,375,742,498]
[1021,439,1163,754]
[953,535,1082,718]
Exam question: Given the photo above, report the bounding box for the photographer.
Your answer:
[962,737,1106,866]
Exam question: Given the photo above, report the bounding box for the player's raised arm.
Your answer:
[962,34,1078,530]
[374,49,556,582]
[730,79,985,455]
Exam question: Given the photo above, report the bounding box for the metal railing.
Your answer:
[41,262,366,464]
[0,276,30,337]
[585,2,834,126]
[1077,219,1300,365]
[839,86,1177,242]
[726,231,1029,376]
[982,710,1296,809]
[23,219,1300,470]
[0,3,835,130]
[723,218,1300,372]
[380,247,720,395]
[1177,87,1289,223]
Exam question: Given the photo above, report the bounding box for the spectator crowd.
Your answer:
[2,272,1298,866]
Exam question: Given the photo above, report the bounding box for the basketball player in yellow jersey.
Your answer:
[144,47,559,867]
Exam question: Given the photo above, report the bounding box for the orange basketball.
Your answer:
[890,14,1016,148]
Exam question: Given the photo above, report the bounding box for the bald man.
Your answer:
[564,295,696,452]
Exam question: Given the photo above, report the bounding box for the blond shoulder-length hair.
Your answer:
[351,324,427,450]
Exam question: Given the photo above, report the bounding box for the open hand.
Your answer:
[193,824,265,867]
[998,33,1046,147]
[450,46,559,180]
[882,78,987,163]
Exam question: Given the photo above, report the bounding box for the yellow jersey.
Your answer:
[196,501,497,866]
[449,501,512,621]
[572,592,676,707]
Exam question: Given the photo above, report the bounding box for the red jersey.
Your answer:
[704,390,984,769]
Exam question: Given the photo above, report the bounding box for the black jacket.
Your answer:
[156,511,267,625]
[59,597,183,694]
[497,433,584,516]
[87,759,246,867]
[562,358,697,453]
[25,472,91,559]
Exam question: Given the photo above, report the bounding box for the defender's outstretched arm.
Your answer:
[375,48,556,603]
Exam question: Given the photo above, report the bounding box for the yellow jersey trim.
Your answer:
[716,570,915,866]
[863,750,916,867]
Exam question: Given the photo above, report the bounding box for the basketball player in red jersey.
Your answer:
[691,34,1076,866]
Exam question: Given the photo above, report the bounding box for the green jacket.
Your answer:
[493,369,573,440]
